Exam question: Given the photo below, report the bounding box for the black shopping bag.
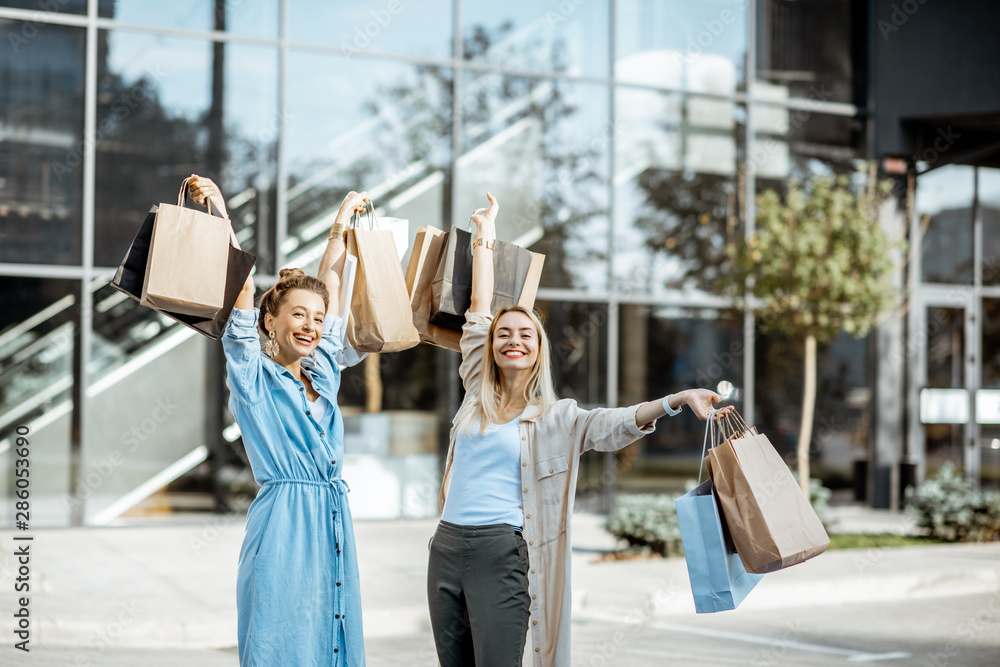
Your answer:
[112,205,257,340]
[429,225,544,330]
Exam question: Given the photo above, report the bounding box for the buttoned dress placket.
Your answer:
[519,418,544,661]
[291,367,351,663]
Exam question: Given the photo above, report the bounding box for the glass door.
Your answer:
[910,289,976,483]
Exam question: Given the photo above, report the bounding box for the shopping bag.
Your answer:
[676,415,763,612]
[676,481,764,613]
[707,411,830,574]
[429,225,545,331]
[140,177,235,317]
[112,203,256,341]
[405,226,461,351]
[345,217,421,353]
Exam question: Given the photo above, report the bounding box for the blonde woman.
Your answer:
[188,176,369,666]
[427,193,732,666]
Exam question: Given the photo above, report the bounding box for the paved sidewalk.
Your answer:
[0,507,997,651]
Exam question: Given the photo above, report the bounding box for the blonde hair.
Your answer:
[452,305,558,435]
[257,268,329,337]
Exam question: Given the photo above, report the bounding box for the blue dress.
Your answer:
[222,307,365,667]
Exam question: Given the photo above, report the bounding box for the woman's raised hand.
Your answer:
[471,192,499,238]
[338,191,369,221]
[187,175,221,208]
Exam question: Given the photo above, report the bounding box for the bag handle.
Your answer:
[350,198,376,230]
[176,177,240,249]
[697,410,726,484]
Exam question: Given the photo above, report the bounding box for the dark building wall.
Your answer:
[872,0,1000,163]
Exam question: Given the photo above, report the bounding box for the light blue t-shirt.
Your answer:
[441,416,524,527]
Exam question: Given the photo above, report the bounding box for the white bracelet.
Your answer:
[662,394,682,417]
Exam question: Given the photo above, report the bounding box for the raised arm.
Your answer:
[634,388,733,429]
[320,190,369,316]
[469,192,498,316]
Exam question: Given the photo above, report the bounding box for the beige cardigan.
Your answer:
[439,312,656,667]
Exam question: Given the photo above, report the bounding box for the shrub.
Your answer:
[604,494,683,557]
[789,470,834,530]
[905,462,1000,542]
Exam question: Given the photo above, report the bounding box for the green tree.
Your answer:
[729,169,902,495]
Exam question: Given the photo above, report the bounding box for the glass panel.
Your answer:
[100,0,280,39]
[459,73,609,291]
[0,20,84,266]
[290,0,452,59]
[981,167,1000,285]
[915,165,974,285]
[982,426,1000,491]
[615,90,743,296]
[616,0,746,92]
[755,329,871,485]
[984,300,1000,400]
[752,105,862,194]
[285,53,451,271]
[94,31,279,272]
[924,306,965,474]
[0,277,76,528]
[0,0,84,13]
[613,306,744,494]
[462,1,610,77]
[755,0,862,104]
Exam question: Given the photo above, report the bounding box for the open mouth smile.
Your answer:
[292,333,315,346]
[503,350,526,358]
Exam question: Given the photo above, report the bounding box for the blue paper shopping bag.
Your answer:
[676,479,764,613]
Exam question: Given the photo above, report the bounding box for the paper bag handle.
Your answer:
[697,411,726,484]
[177,177,240,249]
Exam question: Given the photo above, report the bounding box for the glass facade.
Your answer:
[2,1,884,526]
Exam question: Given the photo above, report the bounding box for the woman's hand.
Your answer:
[335,191,369,227]
[676,389,733,420]
[187,175,221,207]
[471,192,499,240]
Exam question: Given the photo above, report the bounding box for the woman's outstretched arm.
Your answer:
[469,192,498,316]
[634,388,733,428]
[319,190,368,315]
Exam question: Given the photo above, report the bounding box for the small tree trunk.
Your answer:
[797,333,817,498]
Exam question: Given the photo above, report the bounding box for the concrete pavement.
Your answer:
[1,506,998,654]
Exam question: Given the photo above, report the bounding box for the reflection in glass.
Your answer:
[915,165,974,285]
[614,307,744,491]
[463,0,609,77]
[923,306,965,475]
[614,89,742,296]
[982,299,1000,390]
[94,31,279,272]
[981,426,1000,491]
[285,52,451,272]
[0,0,84,13]
[460,72,609,291]
[0,277,76,527]
[980,168,1000,285]
[755,0,862,104]
[753,106,862,193]
[100,0,279,39]
[0,21,84,265]
[291,0,452,59]
[616,0,746,91]
[755,328,871,482]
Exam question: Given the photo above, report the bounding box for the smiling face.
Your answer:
[263,288,326,360]
[492,310,539,375]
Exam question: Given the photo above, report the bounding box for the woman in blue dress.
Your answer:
[188,176,368,666]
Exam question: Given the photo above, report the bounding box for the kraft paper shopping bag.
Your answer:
[707,411,830,574]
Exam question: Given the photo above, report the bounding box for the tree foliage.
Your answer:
[730,173,901,343]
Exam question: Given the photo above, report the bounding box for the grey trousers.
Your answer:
[427,520,531,667]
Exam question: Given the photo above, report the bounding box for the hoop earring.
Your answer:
[265,329,280,358]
